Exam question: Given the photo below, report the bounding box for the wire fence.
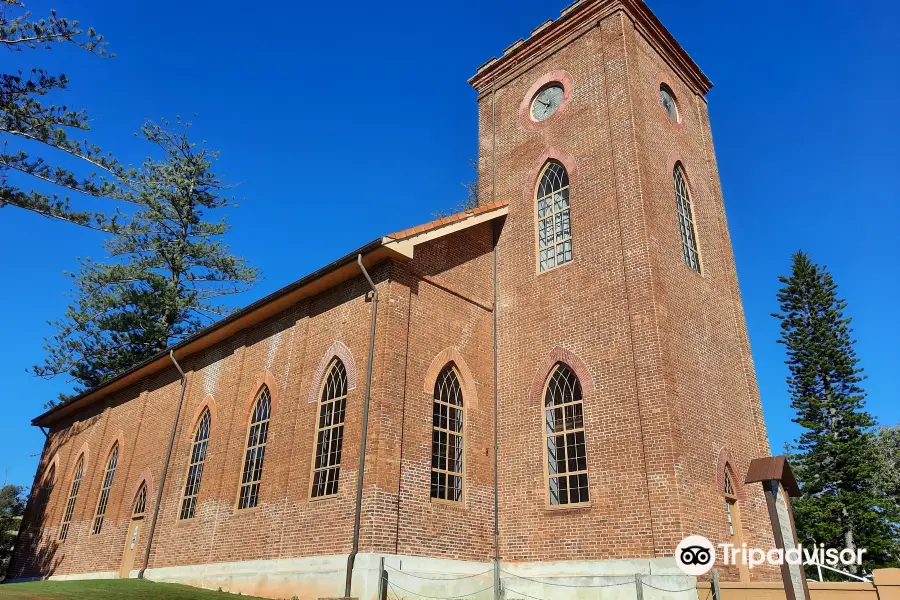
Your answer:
[379,562,707,600]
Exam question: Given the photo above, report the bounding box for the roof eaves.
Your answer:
[32,236,389,427]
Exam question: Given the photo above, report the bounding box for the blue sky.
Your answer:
[1,0,897,488]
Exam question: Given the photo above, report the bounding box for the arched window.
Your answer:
[536,160,573,272]
[544,364,590,506]
[431,366,464,502]
[722,465,749,580]
[91,442,119,534]
[36,464,55,515]
[133,482,147,518]
[32,464,56,547]
[724,469,738,536]
[237,386,271,510]
[673,164,700,273]
[58,455,84,541]
[180,408,211,519]
[311,358,347,499]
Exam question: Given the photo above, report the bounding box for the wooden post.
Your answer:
[711,568,721,600]
[377,557,386,600]
[635,573,644,600]
[745,456,810,600]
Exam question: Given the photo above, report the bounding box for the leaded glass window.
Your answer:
[91,443,119,535]
[311,359,347,499]
[544,364,590,506]
[58,455,84,541]
[237,387,271,510]
[133,483,147,517]
[430,366,464,502]
[32,464,55,547]
[724,470,736,536]
[536,161,573,272]
[180,408,211,519]
[674,164,701,272]
[660,84,679,122]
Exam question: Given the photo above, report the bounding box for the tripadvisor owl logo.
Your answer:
[674,535,868,574]
[675,535,716,576]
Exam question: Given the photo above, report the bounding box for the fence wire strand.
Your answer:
[502,586,549,600]
[385,568,702,600]
[387,580,494,599]
[641,581,698,593]
[385,563,494,580]
[500,569,636,588]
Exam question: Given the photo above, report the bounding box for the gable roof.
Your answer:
[33,201,508,427]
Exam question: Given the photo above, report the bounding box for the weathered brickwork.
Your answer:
[470,1,776,580]
[11,0,777,587]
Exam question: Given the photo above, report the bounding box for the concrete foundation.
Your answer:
[8,555,697,600]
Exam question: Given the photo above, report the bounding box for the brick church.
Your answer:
[10,0,778,597]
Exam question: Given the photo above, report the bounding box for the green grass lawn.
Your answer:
[0,579,273,600]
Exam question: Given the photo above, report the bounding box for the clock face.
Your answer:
[531,84,564,121]
[660,85,679,122]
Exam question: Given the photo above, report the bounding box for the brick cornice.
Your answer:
[469,0,712,98]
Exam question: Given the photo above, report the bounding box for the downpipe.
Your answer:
[345,254,379,598]
[138,350,187,579]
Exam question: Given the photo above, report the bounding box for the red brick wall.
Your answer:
[475,5,774,578]
[12,0,776,584]
[392,223,496,561]
[626,18,776,580]
[479,16,658,564]
[10,227,499,579]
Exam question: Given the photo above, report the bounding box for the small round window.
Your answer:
[660,84,679,122]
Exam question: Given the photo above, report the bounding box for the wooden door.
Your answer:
[119,518,142,578]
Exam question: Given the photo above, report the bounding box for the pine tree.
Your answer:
[0,484,26,578]
[873,425,900,544]
[1,0,131,230]
[33,120,260,404]
[773,251,899,574]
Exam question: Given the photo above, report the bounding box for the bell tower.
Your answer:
[471,0,775,579]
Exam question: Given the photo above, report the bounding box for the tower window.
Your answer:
[58,455,84,541]
[431,365,464,502]
[237,386,271,510]
[660,84,679,122]
[724,470,736,536]
[180,408,211,519]
[673,164,701,272]
[311,359,348,499]
[91,443,119,535]
[722,464,751,581]
[536,160,573,272]
[544,364,590,506]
